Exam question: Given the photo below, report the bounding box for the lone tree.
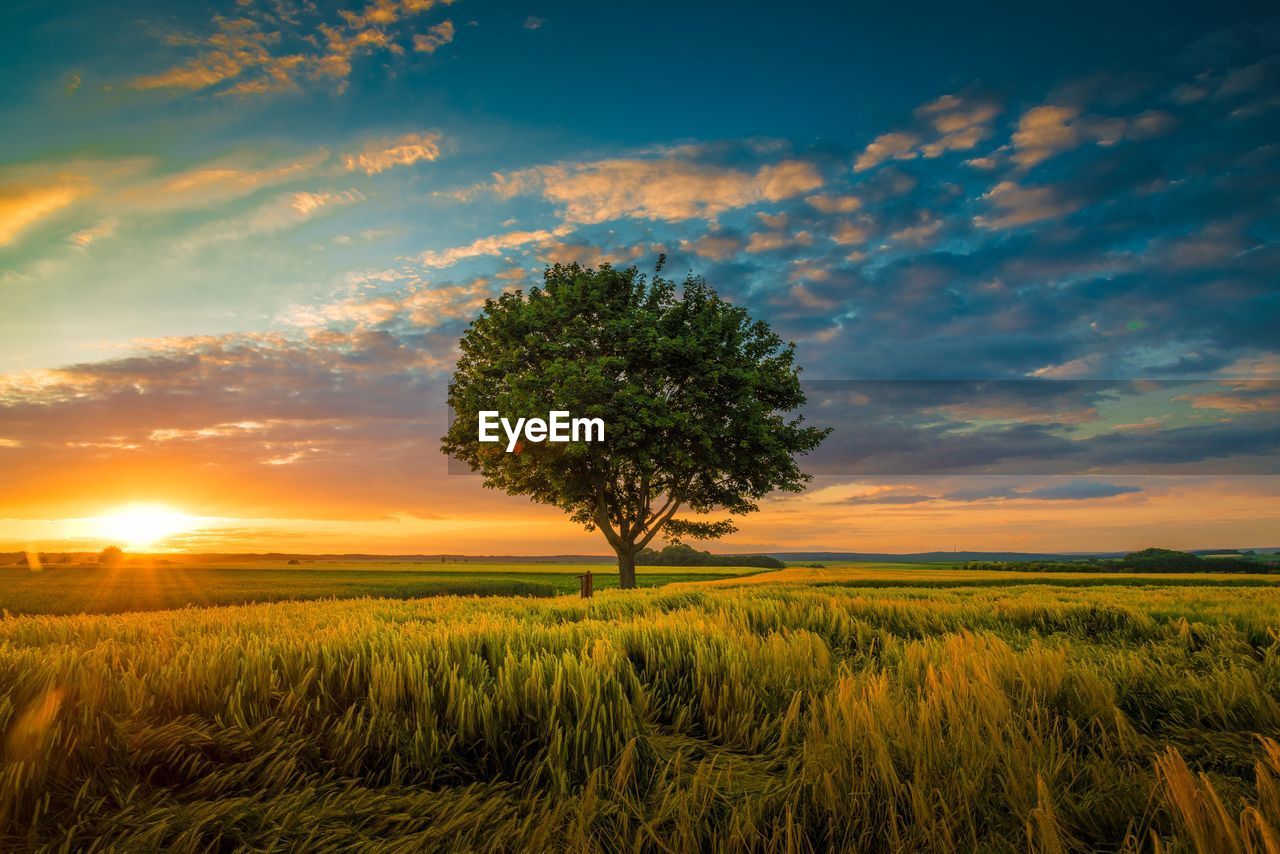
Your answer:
[98,545,124,566]
[442,261,829,588]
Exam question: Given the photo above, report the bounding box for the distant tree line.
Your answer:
[961,548,1279,574]
[4,547,139,567]
[635,543,785,569]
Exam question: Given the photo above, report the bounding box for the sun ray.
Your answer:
[93,504,197,550]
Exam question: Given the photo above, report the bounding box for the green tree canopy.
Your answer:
[442,262,828,587]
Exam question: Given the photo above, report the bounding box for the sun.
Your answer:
[95,504,195,549]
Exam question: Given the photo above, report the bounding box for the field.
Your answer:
[2,565,1279,851]
[0,562,760,616]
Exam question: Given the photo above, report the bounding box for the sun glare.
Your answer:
[95,504,195,549]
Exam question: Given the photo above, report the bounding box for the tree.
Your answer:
[99,545,124,566]
[442,261,829,588]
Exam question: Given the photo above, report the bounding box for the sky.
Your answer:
[1,0,1278,554]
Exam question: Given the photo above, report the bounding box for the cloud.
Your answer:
[176,189,364,251]
[0,178,89,246]
[69,218,118,248]
[0,149,341,258]
[1011,104,1176,167]
[282,278,494,329]
[126,150,330,210]
[840,492,935,505]
[805,194,861,213]
[535,240,653,268]
[795,379,1280,477]
[746,230,813,253]
[915,94,1001,157]
[976,181,1082,229]
[852,92,1002,171]
[524,15,545,30]
[1010,105,1083,167]
[476,157,823,225]
[679,233,745,260]
[854,132,920,172]
[130,17,277,92]
[413,20,455,53]
[0,323,472,522]
[756,161,826,200]
[941,480,1141,502]
[1178,381,1280,413]
[835,480,1143,504]
[129,1,456,97]
[342,131,442,174]
[419,225,572,268]
[1024,481,1143,500]
[830,220,871,245]
[888,214,943,246]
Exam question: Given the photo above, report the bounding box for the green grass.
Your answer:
[0,563,762,616]
[1,570,1279,851]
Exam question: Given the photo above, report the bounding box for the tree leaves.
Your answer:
[442,262,830,576]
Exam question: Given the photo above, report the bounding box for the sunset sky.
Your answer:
[1,0,1278,554]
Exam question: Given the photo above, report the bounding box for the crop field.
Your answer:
[2,570,1279,851]
[718,563,1280,590]
[0,563,761,616]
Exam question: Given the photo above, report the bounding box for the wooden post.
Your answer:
[577,570,593,598]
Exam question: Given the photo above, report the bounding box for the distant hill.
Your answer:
[765,549,1280,562]
[961,547,1279,574]
[763,551,1114,563]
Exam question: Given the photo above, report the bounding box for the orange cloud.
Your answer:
[342,131,442,174]
[0,178,90,246]
[129,1,457,97]
[746,230,813,253]
[130,17,276,91]
[282,278,493,328]
[419,225,572,268]
[1011,104,1176,167]
[831,220,871,245]
[853,132,920,171]
[680,233,745,260]
[976,181,1082,230]
[413,20,454,52]
[530,157,823,224]
[1010,105,1083,167]
[805,194,861,213]
[125,150,330,210]
[916,94,1001,157]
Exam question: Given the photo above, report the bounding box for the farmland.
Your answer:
[0,562,760,616]
[1,565,1278,851]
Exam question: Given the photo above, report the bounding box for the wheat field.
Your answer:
[2,580,1278,851]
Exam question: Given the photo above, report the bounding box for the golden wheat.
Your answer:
[0,583,1277,851]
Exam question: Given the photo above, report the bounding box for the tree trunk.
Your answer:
[616,548,637,589]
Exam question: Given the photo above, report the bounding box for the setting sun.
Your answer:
[93,505,196,549]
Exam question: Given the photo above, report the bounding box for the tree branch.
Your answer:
[635,498,683,551]
[592,481,623,550]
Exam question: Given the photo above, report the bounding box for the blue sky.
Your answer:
[0,0,1277,552]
